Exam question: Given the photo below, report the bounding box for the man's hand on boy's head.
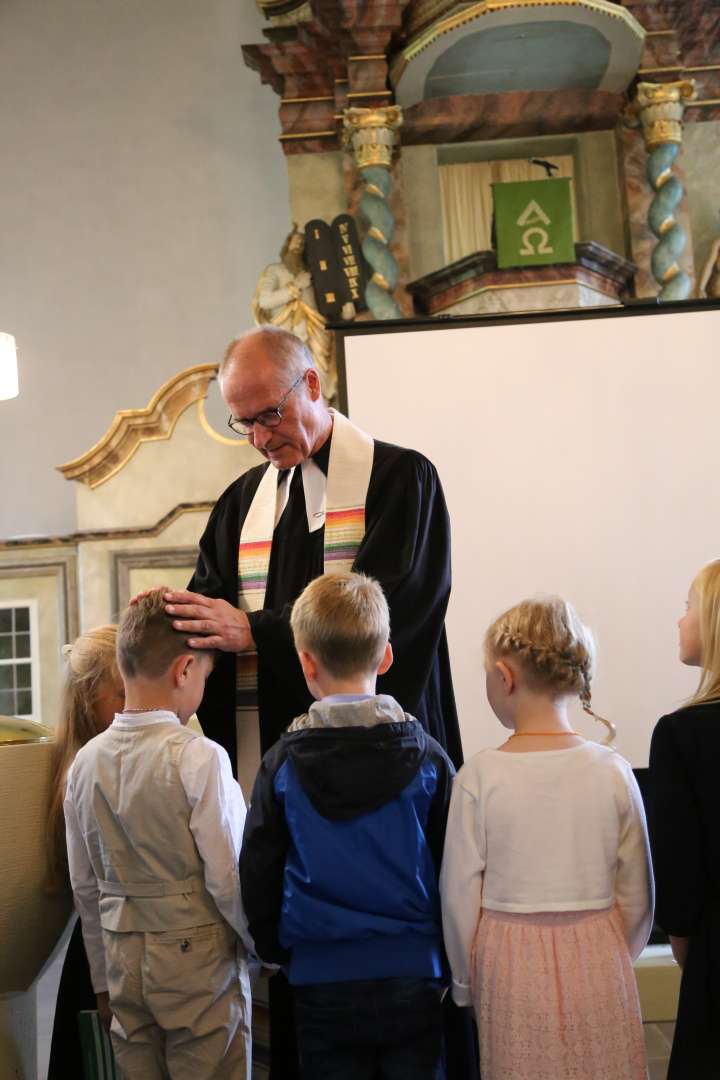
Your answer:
[164,590,255,653]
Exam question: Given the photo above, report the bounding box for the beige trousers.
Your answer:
[103,921,251,1080]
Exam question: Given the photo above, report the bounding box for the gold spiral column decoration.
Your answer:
[633,80,696,301]
[343,106,403,320]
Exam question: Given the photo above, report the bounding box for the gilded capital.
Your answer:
[343,106,403,169]
[634,80,697,150]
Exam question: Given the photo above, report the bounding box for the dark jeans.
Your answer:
[293,976,445,1080]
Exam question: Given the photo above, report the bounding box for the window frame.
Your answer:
[0,598,41,720]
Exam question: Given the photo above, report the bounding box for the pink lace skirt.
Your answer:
[471,906,647,1080]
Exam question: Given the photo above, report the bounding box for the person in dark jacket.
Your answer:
[240,571,454,1080]
[649,558,720,1078]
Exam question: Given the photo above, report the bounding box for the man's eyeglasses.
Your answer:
[227,371,306,436]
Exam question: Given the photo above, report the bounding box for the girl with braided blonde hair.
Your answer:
[45,625,123,1077]
[484,596,616,746]
[441,596,653,1080]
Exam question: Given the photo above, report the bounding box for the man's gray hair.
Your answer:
[220,326,315,382]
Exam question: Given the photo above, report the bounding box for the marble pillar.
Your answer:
[343,107,407,319]
[621,81,697,299]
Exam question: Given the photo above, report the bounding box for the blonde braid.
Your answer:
[486,598,616,745]
[578,666,616,746]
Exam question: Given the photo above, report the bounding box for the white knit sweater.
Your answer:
[440,742,654,1006]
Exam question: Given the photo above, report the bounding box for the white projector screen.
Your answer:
[340,303,720,766]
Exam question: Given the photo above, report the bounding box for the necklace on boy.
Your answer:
[122,706,173,713]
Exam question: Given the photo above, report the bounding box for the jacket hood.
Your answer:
[282,697,429,821]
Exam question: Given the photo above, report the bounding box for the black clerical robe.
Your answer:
[191,435,463,768]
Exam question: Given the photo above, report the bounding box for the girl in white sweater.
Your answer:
[440,597,653,1080]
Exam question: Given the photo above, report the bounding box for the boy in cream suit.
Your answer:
[65,590,252,1079]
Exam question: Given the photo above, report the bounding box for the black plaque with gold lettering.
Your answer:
[331,214,367,314]
[304,219,346,320]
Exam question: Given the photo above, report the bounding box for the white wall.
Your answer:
[0,0,287,539]
[343,307,720,766]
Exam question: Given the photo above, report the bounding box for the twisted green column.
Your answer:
[635,81,696,301]
[344,107,403,320]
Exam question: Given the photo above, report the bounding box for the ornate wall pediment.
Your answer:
[391,1,646,108]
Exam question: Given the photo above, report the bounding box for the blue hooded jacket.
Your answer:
[239,694,455,985]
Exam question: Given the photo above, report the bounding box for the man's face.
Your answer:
[221,343,324,469]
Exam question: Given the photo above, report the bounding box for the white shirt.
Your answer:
[64,711,252,992]
[440,741,654,1006]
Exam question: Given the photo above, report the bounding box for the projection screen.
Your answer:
[339,301,720,766]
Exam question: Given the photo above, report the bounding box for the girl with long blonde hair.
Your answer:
[441,597,653,1080]
[649,560,720,1078]
[46,626,123,1078]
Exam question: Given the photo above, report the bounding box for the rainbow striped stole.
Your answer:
[237,539,273,610]
[325,506,366,568]
[236,410,374,701]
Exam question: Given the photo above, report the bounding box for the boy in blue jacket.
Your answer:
[239,570,454,1080]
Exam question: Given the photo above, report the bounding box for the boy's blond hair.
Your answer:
[290,572,389,678]
[117,589,203,679]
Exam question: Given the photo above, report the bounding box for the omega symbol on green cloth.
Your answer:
[517,201,554,256]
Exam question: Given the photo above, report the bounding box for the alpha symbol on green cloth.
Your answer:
[516,200,553,256]
[517,200,551,228]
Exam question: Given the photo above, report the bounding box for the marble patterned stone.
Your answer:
[347,57,389,94]
[403,90,626,145]
[640,33,682,70]
[440,281,618,319]
[279,100,337,138]
[407,248,633,316]
[244,0,720,160]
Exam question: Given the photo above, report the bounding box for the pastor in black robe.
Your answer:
[189,433,475,1080]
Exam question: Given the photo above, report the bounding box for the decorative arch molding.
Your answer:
[390,0,646,107]
[57,364,219,489]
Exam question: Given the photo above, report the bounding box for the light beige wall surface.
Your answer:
[286,152,347,229]
[128,566,197,600]
[75,402,261,531]
[684,120,720,289]
[402,147,446,279]
[573,130,625,256]
[78,510,209,629]
[0,0,287,541]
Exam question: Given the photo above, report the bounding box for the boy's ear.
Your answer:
[297,648,319,684]
[378,641,393,676]
[170,653,194,687]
